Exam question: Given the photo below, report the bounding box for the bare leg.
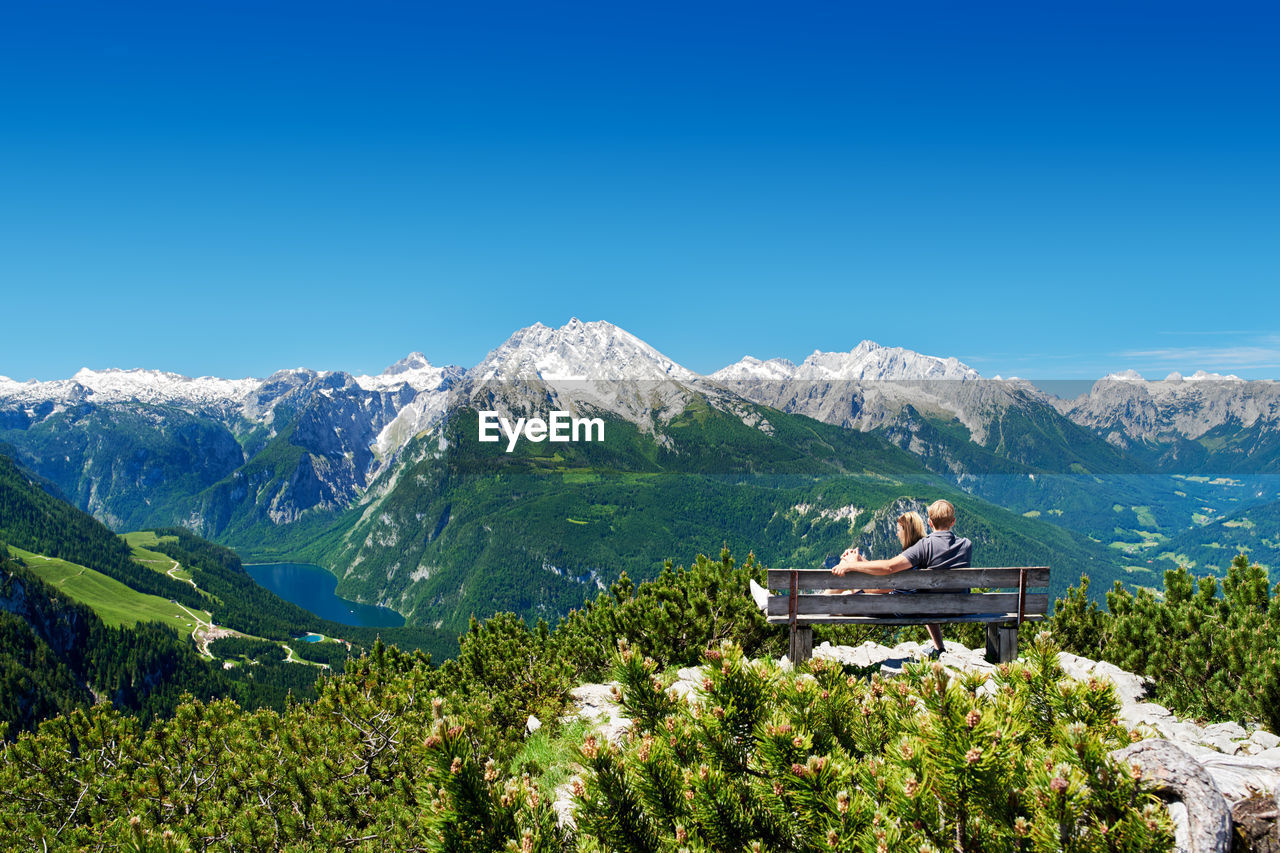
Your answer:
[926,623,945,653]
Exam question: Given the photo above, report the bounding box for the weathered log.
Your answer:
[1112,739,1232,853]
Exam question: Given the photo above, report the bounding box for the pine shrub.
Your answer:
[1051,553,1280,731]
[576,635,1174,853]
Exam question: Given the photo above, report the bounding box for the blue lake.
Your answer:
[246,562,405,628]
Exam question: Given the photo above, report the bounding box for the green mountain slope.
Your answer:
[0,453,204,608]
[0,404,244,530]
[5,545,209,636]
[315,405,1124,638]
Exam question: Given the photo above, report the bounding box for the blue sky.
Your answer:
[2,1,1276,381]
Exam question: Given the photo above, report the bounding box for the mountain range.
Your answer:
[3,319,1277,638]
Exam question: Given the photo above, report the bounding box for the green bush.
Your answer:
[576,636,1173,853]
[552,548,784,679]
[1051,553,1280,731]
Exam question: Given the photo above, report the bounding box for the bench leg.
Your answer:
[789,625,813,665]
[986,623,1018,663]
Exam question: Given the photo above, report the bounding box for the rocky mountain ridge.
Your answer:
[7,320,1277,461]
[1061,370,1280,444]
[4,319,1278,624]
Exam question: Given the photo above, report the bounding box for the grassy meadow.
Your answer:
[6,544,209,637]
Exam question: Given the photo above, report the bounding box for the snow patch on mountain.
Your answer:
[370,384,458,461]
[713,341,980,383]
[0,368,259,408]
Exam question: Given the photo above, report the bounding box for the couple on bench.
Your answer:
[830,499,972,658]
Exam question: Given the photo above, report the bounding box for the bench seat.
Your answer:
[751,566,1051,664]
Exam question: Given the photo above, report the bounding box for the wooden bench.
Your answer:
[750,566,1051,664]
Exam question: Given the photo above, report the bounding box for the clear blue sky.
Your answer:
[2,1,1276,381]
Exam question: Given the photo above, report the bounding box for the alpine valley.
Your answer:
[3,319,1278,651]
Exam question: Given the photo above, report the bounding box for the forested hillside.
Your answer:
[307,405,1128,639]
[18,546,1278,850]
[0,451,465,736]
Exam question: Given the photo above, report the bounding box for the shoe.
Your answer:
[924,646,943,661]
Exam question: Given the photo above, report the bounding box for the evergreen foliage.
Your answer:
[577,636,1173,853]
[552,548,783,680]
[438,612,577,761]
[1051,553,1280,731]
[208,636,290,663]
[0,615,1178,852]
[0,610,93,733]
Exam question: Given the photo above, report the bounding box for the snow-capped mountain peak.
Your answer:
[794,340,981,382]
[355,352,456,392]
[1185,370,1243,383]
[714,340,980,383]
[385,352,431,375]
[1100,369,1146,382]
[709,356,799,382]
[471,318,699,382]
[0,367,260,407]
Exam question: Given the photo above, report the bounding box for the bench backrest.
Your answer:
[756,567,1051,623]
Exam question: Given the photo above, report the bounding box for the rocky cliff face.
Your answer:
[1060,371,1280,443]
[0,357,461,534]
[1057,372,1280,474]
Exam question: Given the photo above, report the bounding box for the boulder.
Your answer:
[570,682,623,723]
[1231,793,1280,853]
[812,640,898,668]
[1058,651,1151,704]
[1196,753,1280,803]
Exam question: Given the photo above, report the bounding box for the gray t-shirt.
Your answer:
[901,529,972,571]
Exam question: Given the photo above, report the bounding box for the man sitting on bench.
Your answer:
[832,499,973,658]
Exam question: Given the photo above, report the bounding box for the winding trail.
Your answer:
[164,555,325,666]
[281,644,329,669]
[172,600,231,656]
[161,557,236,656]
[166,559,198,590]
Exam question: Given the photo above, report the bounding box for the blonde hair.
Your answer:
[927,500,956,529]
[897,512,927,549]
